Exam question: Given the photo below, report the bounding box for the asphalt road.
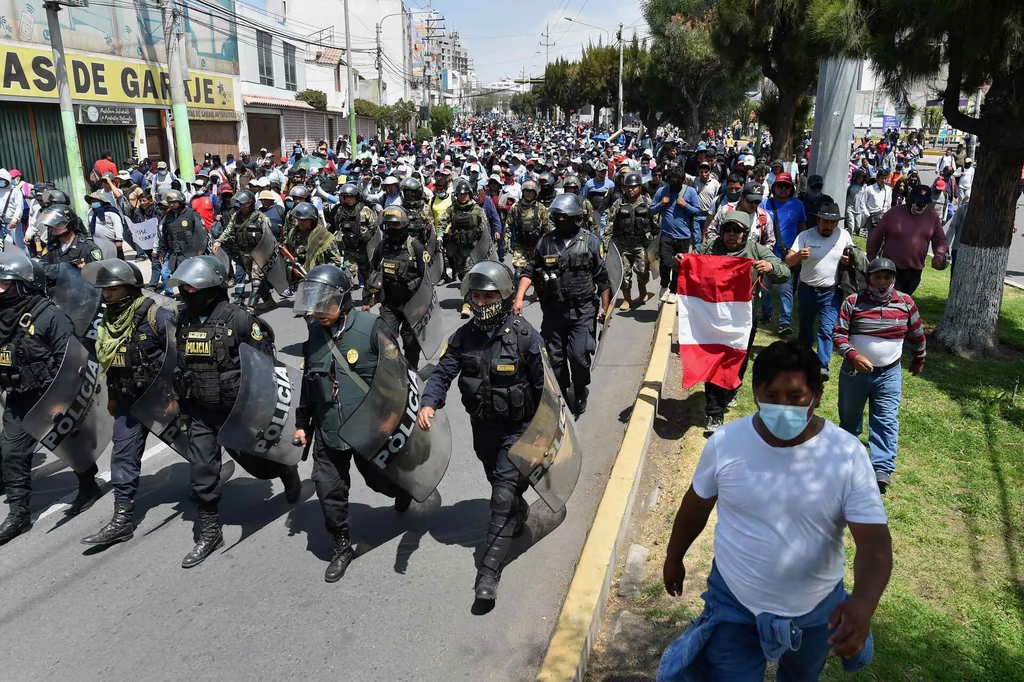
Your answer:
[0,257,657,681]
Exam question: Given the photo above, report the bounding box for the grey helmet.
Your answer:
[399,177,423,204]
[294,264,354,315]
[339,183,362,200]
[0,250,39,287]
[45,189,71,206]
[82,259,144,289]
[38,205,78,234]
[287,185,312,201]
[461,259,516,327]
[867,257,897,275]
[292,201,318,222]
[168,255,228,290]
[548,193,584,218]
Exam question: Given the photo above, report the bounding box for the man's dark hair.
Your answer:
[726,172,745,186]
[101,150,112,160]
[752,341,825,394]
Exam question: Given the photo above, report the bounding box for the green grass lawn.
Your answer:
[749,263,1024,681]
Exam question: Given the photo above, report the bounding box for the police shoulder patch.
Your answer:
[423,251,431,263]
[383,339,400,360]
[346,348,359,364]
[90,249,103,260]
[181,220,189,226]
[250,322,263,341]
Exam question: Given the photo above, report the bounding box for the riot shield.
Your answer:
[470,227,493,265]
[646,234,660,272]
[507,355,583,513]
[365,225,382,263]
[21,336,113,473]
[190,224,211,257]
[251,226,290,295]
[50,263,104,340]
[129,320,190,459]
[425,228,444,284]
[402,277,445,359]
[605,240,624,298]
[333,329,451,502]
[217,345,303,466]
[211,243,232,277]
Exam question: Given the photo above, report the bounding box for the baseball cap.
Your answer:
[117,170,131,180]
[934,179,947,191]
[964,157,973,164]
[909,184,932,203]
[721,210,752,230]
[742,181,765,202]
[695,144,708,152]
[156,161,168,170]
[772,172,794,187]
[808,174,824,189]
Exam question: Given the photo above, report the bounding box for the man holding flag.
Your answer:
[678,211,790,434]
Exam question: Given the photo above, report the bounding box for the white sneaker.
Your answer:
[660,289,673,303]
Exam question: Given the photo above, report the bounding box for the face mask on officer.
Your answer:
[285,199,294,209]
[385,225,407,243]
[470,290,504,330]
[553,215,577,237]
[179,284,224,314]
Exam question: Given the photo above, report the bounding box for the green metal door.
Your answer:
[0,103,71,188]
[79,125,132,177]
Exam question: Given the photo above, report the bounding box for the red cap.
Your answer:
[772,172,793,187]
[934,179,946,191]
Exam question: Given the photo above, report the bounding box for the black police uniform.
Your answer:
[0,295,97,516]
[174,298,294,508]
[42,233,103,269]
[103,298,174,503]
[158,205,205,271]
[370,234,427,368]
[521,228,611,401]
[421,311,545,583]
[296,311,405,535]
[332,202,375,283]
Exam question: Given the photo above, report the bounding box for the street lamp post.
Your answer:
[563,17,621,129]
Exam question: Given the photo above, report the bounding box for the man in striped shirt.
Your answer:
[833,257,925,493]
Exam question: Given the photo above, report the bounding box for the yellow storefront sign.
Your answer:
[1,44,234,111]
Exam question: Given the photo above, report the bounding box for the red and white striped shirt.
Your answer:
[833,290,926,367]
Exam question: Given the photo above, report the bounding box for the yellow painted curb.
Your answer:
[536,302,676,682]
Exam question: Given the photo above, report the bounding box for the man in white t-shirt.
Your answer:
[659,341,891,681]
[786,201,854,377]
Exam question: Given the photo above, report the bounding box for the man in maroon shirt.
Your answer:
[866,184,947,295]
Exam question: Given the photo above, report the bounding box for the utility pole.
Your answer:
[160,0,194,182]
[43,1,88,218]
[343,0,357,157]
[540,22,554,67]
[375,22,383,107]
[616,23,624,132]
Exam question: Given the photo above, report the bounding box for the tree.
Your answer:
[576,42,618,117]
[414,127,432,143]
[354,98,380,119]
[295,89,327,111]
[713,0,863,159]
[860,0,1024,357]
[428,104,455,135]
[921,106,945,135]
[509,92,537,118]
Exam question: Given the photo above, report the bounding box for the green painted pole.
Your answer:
[344,0,358,158]
[162,0,195,182]
[44,2,89,218]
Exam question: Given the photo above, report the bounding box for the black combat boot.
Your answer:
[281,466,302,504]
[66,478,104,516]
[394,490,413,513]
[0,506,31,545]
[324,530,356,583]
[81,500,135,545]
[181,508,224,568]
[474,572,500,601]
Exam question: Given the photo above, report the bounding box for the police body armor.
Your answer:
[407,206,431,245]
[336,204,370,255]
[613,201,652,247]
[0,299,61,395]
[174,304,250,411]
[514,202,544,250]
[162,210,201,256]
[535,233,596,307]
[106,299,164,398]
[456,314,538,423]
[449,206,481,247]
[587,190,609,215]
[380,238,417,306]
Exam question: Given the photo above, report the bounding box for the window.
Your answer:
[257,30,274,86]
[284,42,297,91]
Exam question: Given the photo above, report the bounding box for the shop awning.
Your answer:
[242,95,314,110]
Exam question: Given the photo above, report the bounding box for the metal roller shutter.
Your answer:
[281,109,308,153]
[79,125,132,174]
[190,121,239,163]
[33,105,72,188]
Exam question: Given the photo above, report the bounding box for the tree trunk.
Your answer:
[934,141,1024,357]
[771,86,799,161]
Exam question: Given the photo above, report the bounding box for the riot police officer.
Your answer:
[156,189,206,285]
[282,184,314,239]
[440,179,488,317]
[38,205,104,273]
[292,265,412,582]
[168,256,301,568]
[605,172,654,310]
[513,194,611,417]
[560,174,596,234]
[504,179,549,276]
[0,252,102,545]
[418,260,544,606]
[366,206,427,368]
[331,183,379,288]
[537,172,557,208]
[213,190,274,307]
[79,259,174,546]
[282,201,342,278]
[399,176,434,247]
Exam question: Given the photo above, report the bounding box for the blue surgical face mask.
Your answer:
[90,202,102,209]
[0,181,8,189]
[285,199,294,208]
[757,402,813,441]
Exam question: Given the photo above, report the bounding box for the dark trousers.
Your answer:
[311,428,404,534]
[1,400,98,509]
[704,317,759,419]
[659,236,691,291]
[540,303,596,396]
[471,422,530,578]
[186,413,291,509]
[379,303,421,369]
[109,401,149,503]
[895,268,922,296]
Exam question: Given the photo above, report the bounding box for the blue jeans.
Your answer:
[761,270,795,326]
[160,257,174,295]
[838,359,902,474]
[797,282,841,370]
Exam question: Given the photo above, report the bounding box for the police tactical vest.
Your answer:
[536,233,596,306]
[336,204,368,252]
[381,237,417,304]
[0,299,60,395]
[450,206,481,246]
[106,298,166,398]
[613,201,651,246]
[514,202,543,248]
[456,314,537,423]
[162,210,197,256]
[48,234,100,265]
[303,310,377,450]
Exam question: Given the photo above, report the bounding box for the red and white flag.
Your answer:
[676,254,754,390]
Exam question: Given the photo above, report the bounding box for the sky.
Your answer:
[410,0,648,85]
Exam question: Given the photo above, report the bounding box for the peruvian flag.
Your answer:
[676,254,754,390]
